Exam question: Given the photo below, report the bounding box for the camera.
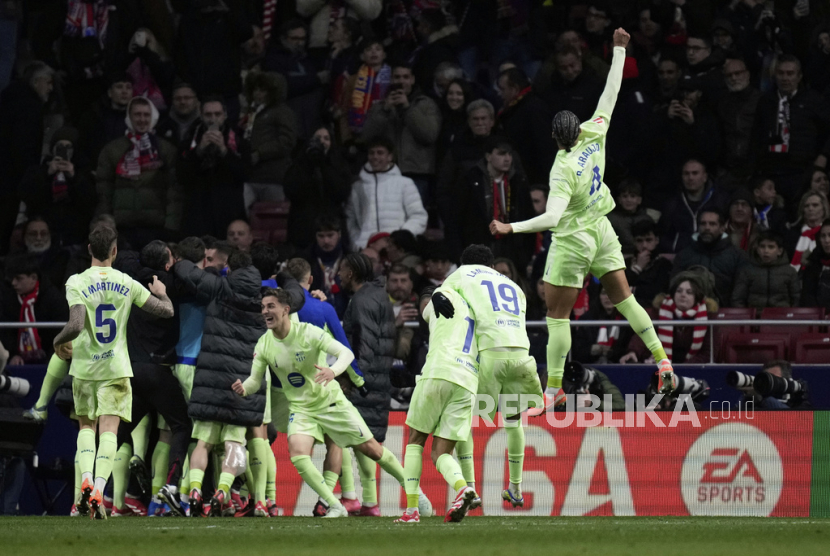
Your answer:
[753,371,806,398]
[564,361,597,390]
[0,375,31,397]
[650,372,709,401]
[726,370,755,393]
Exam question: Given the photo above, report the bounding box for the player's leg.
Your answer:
[287,432,346,516]
[189,421,217,516]
[394,427,428,523]
[265,437,277,516]
[539,283,579,410]
[313,437,342,516]
[151,427,171,499]
[432,436,477,523]
[92,413,122,520]
[211,426,247,517]
[248,424,270,516]
[150,376,192,516]
[129,413,152,493]
[25,353,69,421]
[75,416,97,517]
[111,443,132,516]
[455,432,475,489]
[338,446,359,513]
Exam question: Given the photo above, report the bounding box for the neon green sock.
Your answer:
[74,448,81,502]
[378,447,406,487]
[354,450,377,505]
[36,354,69,409]
[94,431,117,493]
[291,455,339,507]
[113,444,132,509]
[249,438,269,504]
[546,318,571,388]
[265,443,276,500]
[131,414,151,461]
[218,472,235,497]
[456,432,475,485]
[151,440,170,494]
[180,443,195,493]
[505,423,525,486]
[339,448,355,497]
[189,468,205,492]
[323,470,339,493]
[435,453,466,492]
[403,444,423,509]
[77,428,96,482]
[615,294,668,361]
[241,464,252,499]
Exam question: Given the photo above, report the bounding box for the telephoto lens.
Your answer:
[650,372,709,401]
[564,361,596,389]
[726,371,755,392]
[753,371,805,398]
[0,375,31,397]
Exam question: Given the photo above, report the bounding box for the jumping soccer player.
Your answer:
[53,226,174,519]
[396,286,481,524]
[435,244,543,509]
[490,27,673,409]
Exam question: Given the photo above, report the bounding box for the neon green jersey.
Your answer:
[65,266,151,380]
[548,108,616,236]
[440,265,529,351]
[421,288,479,394]
[247,322,352,413]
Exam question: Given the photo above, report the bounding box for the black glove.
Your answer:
[358,385,369,397]
[431,292,454,319]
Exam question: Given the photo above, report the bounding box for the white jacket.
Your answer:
[345,164,427,250]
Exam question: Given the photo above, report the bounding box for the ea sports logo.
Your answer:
[287,372,305,387]
[681,423,782,516]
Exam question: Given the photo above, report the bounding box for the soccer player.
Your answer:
[489,27,673,410]
[395,286,480,524]
[436,244,544,509]
[232,288,414,518]
[53,226,174,519]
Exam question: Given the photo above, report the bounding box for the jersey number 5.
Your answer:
[95,304,117,344]
[481,280,520,315]
[589,165,602,195]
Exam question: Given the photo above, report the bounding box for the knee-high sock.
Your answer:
[131,414,152,462]
[151,440,170,494]
[339,448,356,498]
[74,448,82,502]
[241,460,253,498]
[615,295,668,361]
[354,450,378,505]
[505,423,525,487]
[377,447,406,487]
[249,438,269,504]
[77,428,96,484]
[291,455,339,507]
[546,318,571,388]
[189,468,205,492]
[179,442,196,493]
[94,431,117,493]
[403,444,423,509]
[35,354,69,409]
[265,443,276,501]
[456,432,475,486]
[113,444,132,509]
[435,453,466,492]
[323,470,339,493]
[217,472,235,497]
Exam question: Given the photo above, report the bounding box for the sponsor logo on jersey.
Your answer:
[681,423,782,516]
[496,318,506,327]
[287,372,306,387]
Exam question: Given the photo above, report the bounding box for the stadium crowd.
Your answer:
[0,0,828,516]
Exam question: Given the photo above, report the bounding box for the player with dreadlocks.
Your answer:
[490,27,674,412]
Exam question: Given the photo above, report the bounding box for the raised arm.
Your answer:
[596,28,630,117]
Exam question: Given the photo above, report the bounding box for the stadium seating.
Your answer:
[794,333,830,364]
[250,201,290,245]
[759,307,826,356]
[723,333,789,364]
[708,308,756,361]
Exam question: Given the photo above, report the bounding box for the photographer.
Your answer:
[283,126,352,250]
[753,360,810,410]
[563,361,625,411]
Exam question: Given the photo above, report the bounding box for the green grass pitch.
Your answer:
[3,517,830,556]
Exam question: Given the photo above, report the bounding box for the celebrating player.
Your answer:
[53,226,174,519]
[489,27,673,411]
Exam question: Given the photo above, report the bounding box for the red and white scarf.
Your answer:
[596,313,622,349]
[658,296,707,362]
[791,224,820,271]
[64,0,110,47]
[262,0,277,42]
[769,91,792,153]
[117,132,162,178]
[18,282,43,356]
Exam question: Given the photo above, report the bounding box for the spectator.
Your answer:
[626,219,672,308]
[536,30,610,99]
[0,254,68,365]
[684,32,726,105]
[345,137,427,251]
[493,256,528,296]
[119,28,176,112]
[804,26,830,94]
[296,0,381,50]
[262,20,327,138]
[240,71,298,215]
[156,82,200,146]
[607,179,653,259]
[800,219,830,310]
[337,39,391,141]
[324,16,360,81]
[422,243,455,287]
[622,273,715,364]
[386,263,419,360]
[361,245,384,279]
[541,45,603,123]
[77,72,133,170]
[95,96,181,248]
[411,9,460,92]
[726,188,757,252]
[573,286,634,365]
[437,78,473,160]
[495,67,554,183]
[226,219,254,252]
[671,210,749,305]
[178,97,246,238]
[717,58,760,188]
[583,1,613,62]
[787,191,829,271]
[204,238,233,273]
[301,214,349,316]
[751,54,830,213]
[361,62,442,201]
[14,218,70,292]
[809,167,829,198]
[18,126,95,246]
[385,230,422,273]
[0,62,53,255]
[431,61,465,102]
[752,176,787,233]
[732,231,800,309]
[653,58,683,111]
[283,126,352,250]
[658,159,729,254]
[451,136,534,268]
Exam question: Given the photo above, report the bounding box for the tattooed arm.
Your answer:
[53,304,86,349]
[138,275,175,318]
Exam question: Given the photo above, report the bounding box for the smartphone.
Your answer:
[54,143,70,160]
[135,30,147,47]
[388,84,403,95]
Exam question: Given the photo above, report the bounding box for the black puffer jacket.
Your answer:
[174,261,305,427]
[343,279,396,442]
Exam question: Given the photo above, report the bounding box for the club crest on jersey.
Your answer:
[287,372,305,387]
[295,351,305,363]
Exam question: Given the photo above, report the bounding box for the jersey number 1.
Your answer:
[96,304,117,344]
[462,316,475,354]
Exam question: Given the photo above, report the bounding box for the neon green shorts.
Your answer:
[406,378,474,442]
[72,377,132,422]
[173,364,196,402]
[544,216,625,288]
[477,351,543,421]
[192,420,247,446]
[271,387,289,434]
[288,393,373,448]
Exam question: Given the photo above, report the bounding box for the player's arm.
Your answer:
[314,332,355,386]
[492,192,571,235]
[138,276,174,318]
[233,346,267,397]
[323,303,365,385]
[53,304,85,357]
[596,28,629,117]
